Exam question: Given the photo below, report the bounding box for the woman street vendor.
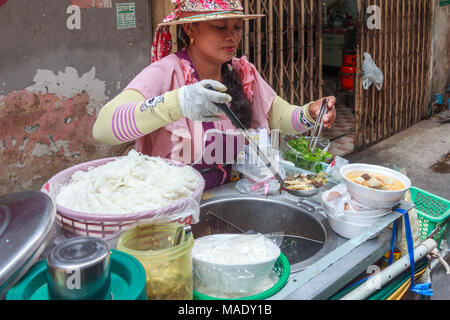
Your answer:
[93,0,337,191]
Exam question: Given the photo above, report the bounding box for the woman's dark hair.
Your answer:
[220,63,253,129]
[178,25,253,129]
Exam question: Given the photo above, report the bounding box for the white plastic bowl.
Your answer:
[342,210,391,225]
[321,189,392,224]
[192,234,280,295]
[323,202,390,228]
[340,164,411,209]
[326,211,379,240]
[322,193,385,239]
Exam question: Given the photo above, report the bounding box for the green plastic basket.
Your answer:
[193,253,290,300]
[410,187,450,248]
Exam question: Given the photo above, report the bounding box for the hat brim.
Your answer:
[158,13,265,27]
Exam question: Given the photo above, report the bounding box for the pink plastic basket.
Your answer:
[41,156,205,239]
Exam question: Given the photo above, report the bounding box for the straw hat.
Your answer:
[151,0,264,63]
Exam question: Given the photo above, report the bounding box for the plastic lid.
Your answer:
[6,250,147,300]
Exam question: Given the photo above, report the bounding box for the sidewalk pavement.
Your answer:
[345,114,450,200]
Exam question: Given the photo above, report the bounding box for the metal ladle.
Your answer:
[205,85,320,197]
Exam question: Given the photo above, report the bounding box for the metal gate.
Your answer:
[241,0,324,106]
[354,0,434,150]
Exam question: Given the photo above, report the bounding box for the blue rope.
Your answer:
[388,220,397,266]
[394,208,416,287]
[393,208,433,296]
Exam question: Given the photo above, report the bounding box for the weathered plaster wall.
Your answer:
[431,1,450,99]
[0,0,151,195]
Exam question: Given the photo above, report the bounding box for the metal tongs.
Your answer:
[205,85,320,197]
[307,98,328,155]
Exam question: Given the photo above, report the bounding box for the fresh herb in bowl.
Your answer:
[283,137,333,173]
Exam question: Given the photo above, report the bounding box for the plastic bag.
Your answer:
[325,156,349,181]
[322,184,388,218]
[235,148,285,196]
[42,153,204,248]
[192,233,281,298]
[235,129,285,196]
[362,52,384,91]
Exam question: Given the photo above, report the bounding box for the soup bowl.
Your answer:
[340,164,411,209]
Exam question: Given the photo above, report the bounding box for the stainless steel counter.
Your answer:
[37,179,406,300]
[203,181,405,300]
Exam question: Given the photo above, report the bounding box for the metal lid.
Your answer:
[0,191,56,298]
[46,237,111,300]
[47,237,109,269]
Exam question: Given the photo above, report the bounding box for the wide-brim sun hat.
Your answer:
[151,0,264,63]
[158,11,264,27]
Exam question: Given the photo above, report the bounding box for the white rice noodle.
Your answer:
[55,150,201,214]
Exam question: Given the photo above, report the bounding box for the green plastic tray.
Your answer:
[193,253,290,300]
[6,249,147,300]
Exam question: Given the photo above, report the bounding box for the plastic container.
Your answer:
[322,188,392,225]
[325,210,379,240]
[116,222,194,300]
[321,185,386,239]
[282,136,331,173]
[6,250,147,300]
[192,234,280,296]
[340,164,411,209]
[410,187,450,248]
[194,253,290,300]
[281,160,330,176]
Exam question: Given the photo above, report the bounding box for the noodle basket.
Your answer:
[41,157,205,241]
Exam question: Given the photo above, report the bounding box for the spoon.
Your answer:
[174,225,192,246]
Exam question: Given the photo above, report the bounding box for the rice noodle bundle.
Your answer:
[55,150,201,214]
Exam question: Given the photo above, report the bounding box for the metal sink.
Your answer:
[191,196,339,273]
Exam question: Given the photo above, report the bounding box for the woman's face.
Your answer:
[187,19,243,64]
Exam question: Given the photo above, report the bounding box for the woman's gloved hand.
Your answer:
[179,79,232,122]
[309,96,337,129]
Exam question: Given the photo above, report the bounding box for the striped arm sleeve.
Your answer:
[111,102,145,143]
[291,102,315,132]
[93,89,183,145]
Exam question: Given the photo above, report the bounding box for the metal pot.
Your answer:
[0,191,56,298]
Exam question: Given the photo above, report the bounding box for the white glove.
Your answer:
[178,79,232,122]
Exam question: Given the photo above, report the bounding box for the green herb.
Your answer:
[283,137,333,173]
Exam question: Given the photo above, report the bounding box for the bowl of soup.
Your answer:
[340,164,411,209]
